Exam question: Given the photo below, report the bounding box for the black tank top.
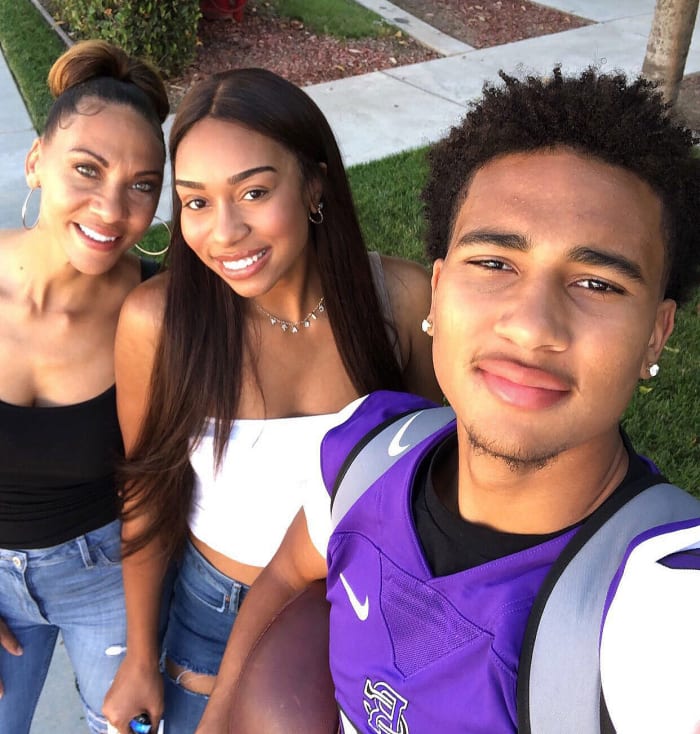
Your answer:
[0,258,160,548]
[0,386,122,548]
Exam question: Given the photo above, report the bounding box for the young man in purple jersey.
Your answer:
[196,68,700,734]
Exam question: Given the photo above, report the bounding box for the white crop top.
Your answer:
[189,252,398,565]
[188,397,367,567]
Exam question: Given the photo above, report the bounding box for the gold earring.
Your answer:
[133,216,171,258]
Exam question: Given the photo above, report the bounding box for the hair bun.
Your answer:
[48,40,130,97]
[48,40,169,124]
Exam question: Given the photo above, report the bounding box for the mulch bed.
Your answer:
[167,0,439,105]
[391,0,591,48]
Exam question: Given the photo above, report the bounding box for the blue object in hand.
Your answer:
[129,713,152,734]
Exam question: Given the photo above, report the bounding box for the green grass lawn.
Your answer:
[266,0,396,38]
[0,0,65,131]
[624,292,700,491]
[2,1,698,493]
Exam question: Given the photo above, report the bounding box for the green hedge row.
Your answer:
[52,0,200,77]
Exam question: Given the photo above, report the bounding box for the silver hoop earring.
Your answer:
[648,363,660,377]
[21,187,40,230]
[133,215,171,258]
[308,201,324,225]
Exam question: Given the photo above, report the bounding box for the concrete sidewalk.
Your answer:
[0,1,697,731]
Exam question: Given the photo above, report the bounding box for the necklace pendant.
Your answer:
[254,295,324,334]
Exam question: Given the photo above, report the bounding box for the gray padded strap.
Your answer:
[331,406,455,528]
[528,483,700,733]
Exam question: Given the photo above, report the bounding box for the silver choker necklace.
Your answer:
[254,296,325,333]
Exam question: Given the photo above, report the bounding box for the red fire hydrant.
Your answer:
[200,0,246,22]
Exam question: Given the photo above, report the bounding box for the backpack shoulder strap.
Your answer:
[330,405,455,528]
[518,481,700,734]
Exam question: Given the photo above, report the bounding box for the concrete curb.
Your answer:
[352,0,474,55]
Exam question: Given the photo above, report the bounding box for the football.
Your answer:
[229,580,339,733]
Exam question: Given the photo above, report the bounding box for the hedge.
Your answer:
[53,0,200,77]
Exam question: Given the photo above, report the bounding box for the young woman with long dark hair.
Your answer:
[102,68,440,733]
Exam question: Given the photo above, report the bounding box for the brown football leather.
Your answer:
[229,580,339,733]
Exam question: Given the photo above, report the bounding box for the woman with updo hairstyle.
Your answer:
[102,68,441,733]
[0,40,168,733]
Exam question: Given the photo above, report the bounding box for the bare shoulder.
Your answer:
[117,271,168,346]
[379,254,431,321]
[378,254,441,403]
[0,231,35,288]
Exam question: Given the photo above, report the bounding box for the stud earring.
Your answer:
[421,318,432,334]
[648,363,660,377]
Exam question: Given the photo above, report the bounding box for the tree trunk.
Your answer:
[642,0,699,106]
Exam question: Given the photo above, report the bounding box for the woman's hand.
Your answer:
[0,616,22,698]
[103,656,163,734]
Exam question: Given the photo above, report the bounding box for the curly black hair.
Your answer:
[423,67,700,304]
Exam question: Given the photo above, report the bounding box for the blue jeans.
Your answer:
[0,519,126,734]
[162,540,249,734]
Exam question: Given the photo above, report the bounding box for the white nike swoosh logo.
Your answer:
[339,572,369,621]
[387,412,422,457]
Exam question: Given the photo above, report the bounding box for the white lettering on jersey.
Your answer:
[363,679,410,734]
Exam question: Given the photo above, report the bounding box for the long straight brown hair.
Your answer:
[121,69,405,558]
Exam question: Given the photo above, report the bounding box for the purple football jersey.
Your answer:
[322,392,577,733]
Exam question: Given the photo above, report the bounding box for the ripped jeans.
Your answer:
[0,519,126,734]
[162,540,249,733]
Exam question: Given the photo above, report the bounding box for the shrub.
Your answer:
[53,0,200,77]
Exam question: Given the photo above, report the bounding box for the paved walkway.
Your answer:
[0,1,698,731]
